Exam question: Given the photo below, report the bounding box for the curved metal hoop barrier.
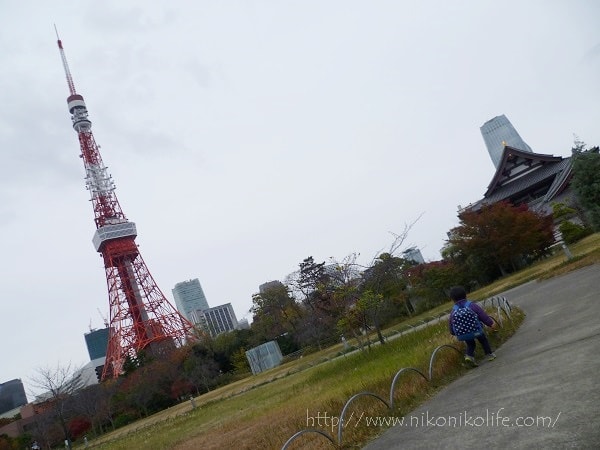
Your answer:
[428,345,463,380]
[389,367,428,409]
[281,428,337,450]
[482,296,512,328]
[280,296,513,449]
[337,392,389,443]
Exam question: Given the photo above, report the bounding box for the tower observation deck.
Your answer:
[56,34,195,380]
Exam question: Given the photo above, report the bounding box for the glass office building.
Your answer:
[0,379,27,415]
[480,114,533,169]
[84,327,109,360]
[402,246,425,264]
[172,278,209,321]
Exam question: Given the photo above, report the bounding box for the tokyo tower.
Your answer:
[56,34,195,380]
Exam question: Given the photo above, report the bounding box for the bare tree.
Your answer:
[335,218,423,346]
[370,214,423,264]
[29,362,82,450]
[70,381,118,435]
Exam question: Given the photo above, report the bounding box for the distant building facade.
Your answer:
[84,327,109,360]
[259,280,285,294]
[191,303,239,337]
[68,361,104,389]
[83,327,109,384]
[402,247,425,264]
[0,403,40,436]
[172,278,209,321]
[0,379,27,415]
[480,114,533,169]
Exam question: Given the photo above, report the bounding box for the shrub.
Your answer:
[559,220,592,244]
[113,413,137,429]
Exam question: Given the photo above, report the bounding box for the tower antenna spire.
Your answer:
[55,25,77,96]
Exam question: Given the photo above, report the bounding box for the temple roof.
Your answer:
[465,145,572,213]
[485,146,563,197]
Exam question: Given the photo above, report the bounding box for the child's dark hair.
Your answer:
[449,286,467,302]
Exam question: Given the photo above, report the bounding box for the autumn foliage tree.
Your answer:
[447,201,554,283]
[406,260,468,308]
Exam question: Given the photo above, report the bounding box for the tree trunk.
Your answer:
[373,314,385,345]
[498,264,507,276]
[350,328,365,351]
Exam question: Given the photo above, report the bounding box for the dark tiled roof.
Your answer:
[543,160,573,201]
[484,157,571,203]
[485,146,563,196]
[466,156,572,213]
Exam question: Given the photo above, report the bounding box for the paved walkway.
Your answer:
[364,264,600,449]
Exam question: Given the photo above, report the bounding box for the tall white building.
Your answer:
[172,278,209,322]
[480,115,533,169]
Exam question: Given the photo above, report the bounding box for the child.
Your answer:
[448,286,496,366]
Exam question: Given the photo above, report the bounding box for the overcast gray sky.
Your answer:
[1,1,599,395]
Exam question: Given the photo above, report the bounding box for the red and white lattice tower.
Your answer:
[56,34,195,380]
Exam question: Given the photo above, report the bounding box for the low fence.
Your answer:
[281,296,513,449]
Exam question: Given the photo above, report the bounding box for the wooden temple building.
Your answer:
[461,145,575,217]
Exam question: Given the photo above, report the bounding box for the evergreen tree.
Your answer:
[571,142,600,230]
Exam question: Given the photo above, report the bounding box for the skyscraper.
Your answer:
[83,328,109,384]
[480,114,533,169]
[84,327,109,361]
[172,279,209,321]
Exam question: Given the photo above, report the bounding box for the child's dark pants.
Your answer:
[465,333,493,356]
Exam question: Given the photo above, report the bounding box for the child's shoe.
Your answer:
[486,353,497,361]
[464,355,479,367]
